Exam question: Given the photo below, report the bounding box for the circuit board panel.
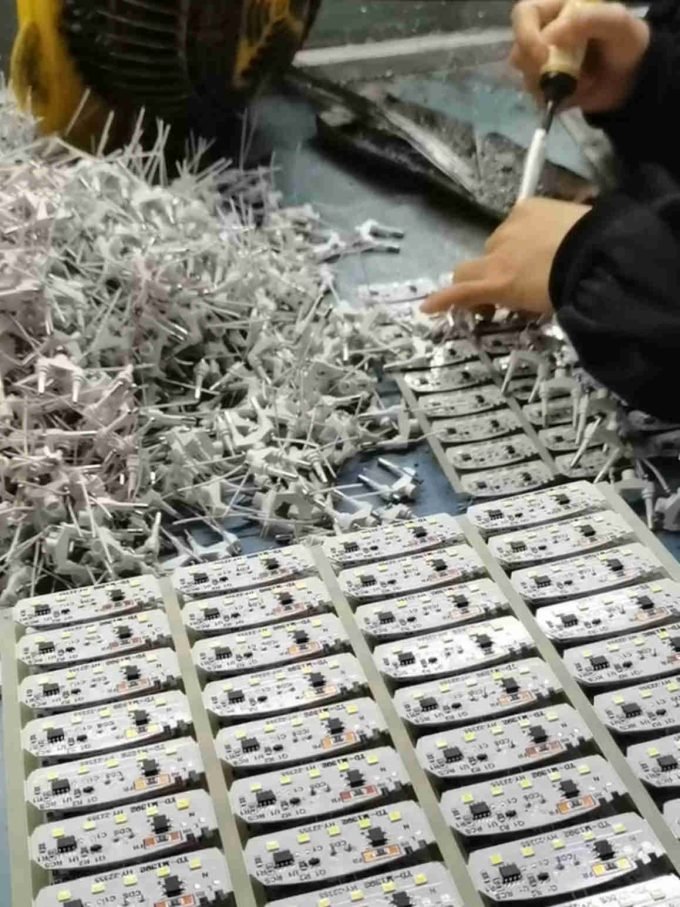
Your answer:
[6,482,680,907]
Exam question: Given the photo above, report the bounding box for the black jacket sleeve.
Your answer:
[586,0,680,176]
[550,165,680,419]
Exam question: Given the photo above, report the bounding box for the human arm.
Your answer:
[423,180,680,419]
[511,0,680,173]
[550,165,680,418]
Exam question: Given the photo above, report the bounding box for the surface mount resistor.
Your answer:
[26,737,203,813]
[467,812,664,902]
[403,361,490,395]
[173,545,316,600]
[442,755,624,838]
[182,577,333,635]
[266,861,463,906]
[373,616,533,684]
[461,462,554,499]
[245,800,434,890]
[356,579,510,641]
[594,676,680,735]
[231,746,408,826]
[627,733,680,790]
[447,435,538,472]
[22,691,193,760]
[511,544,665,605]
[433,409,522,445]
[30,789,218,873]
[418,386,506,419]
[536,580,680,644]
[338,545,486,603]
[204,654,367,722]
[17,610,172,669]
[216,698,388,771]
[416,703,591,781]
[192,614,348,676]
[34,848,233,907]
[488,510,634,569]
[321,513,464,569]
[19,648,181,712]
[393,657,560,728]
[14,576,163,630]
[563,621,680,688]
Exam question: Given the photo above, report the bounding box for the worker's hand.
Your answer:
[421,198,590,316]
[510,0,650,114]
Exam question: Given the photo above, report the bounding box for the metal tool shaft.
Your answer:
[517,0,602,201]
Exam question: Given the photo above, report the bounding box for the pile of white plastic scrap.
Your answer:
[0,88,439,603]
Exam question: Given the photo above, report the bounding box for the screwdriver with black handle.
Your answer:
[518,0,603,200]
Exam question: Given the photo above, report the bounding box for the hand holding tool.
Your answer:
[518,0,603,201]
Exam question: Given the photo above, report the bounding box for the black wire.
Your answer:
[542,99,557,133]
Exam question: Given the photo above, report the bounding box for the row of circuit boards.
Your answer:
[174,526,461,907]
[397,324,619,496]
[12,571,234,907]
[392,318,680,903]
[8,489,680,907]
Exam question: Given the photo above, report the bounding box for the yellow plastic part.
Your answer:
[11,0,111,147]
[234,0,311,89]
[10,0,319,148]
